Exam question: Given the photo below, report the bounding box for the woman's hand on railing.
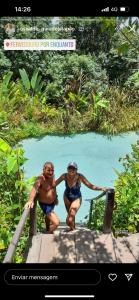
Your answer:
[24,201,34,209]
[102,187,109,192]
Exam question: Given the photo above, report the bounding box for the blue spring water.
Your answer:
[21,131,139,223]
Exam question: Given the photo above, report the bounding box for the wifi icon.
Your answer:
[101,7,109,12]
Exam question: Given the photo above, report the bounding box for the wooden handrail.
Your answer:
[3,198,37,263]
[87,189,115,233]
[29,197,37,236]
[103,189,115,233]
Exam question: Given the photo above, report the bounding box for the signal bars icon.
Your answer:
[101,7,109,12]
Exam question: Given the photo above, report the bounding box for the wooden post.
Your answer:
[88,199,93,228]
[103,189,115,233]
[29,197,37,236]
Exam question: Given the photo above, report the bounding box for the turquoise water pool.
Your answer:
[21,131,139,223]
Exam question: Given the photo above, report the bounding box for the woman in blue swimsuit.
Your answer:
[55,162,109,231]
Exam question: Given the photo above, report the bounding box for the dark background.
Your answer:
[0,0,138,17]
[0,263,138,299]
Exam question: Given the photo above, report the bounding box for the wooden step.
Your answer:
[25,228,138,263]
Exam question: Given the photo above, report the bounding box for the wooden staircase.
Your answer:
[25,227,139,263]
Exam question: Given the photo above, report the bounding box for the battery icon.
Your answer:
[120,7,129,11]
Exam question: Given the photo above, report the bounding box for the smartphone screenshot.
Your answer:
[0,1,138,299]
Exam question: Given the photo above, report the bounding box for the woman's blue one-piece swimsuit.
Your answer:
[64,174,81,202]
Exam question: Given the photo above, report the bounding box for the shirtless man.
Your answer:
[25,162,60,233]
[55,162,109,231]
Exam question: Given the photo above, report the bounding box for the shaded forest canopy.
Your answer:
[0,16,139,141]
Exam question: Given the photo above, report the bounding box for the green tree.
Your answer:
[59,17,117,55]
[44,53,108,105]
[113,141,139,234]
[104,17,139,84]
[0,138,28,261]
[87,141,139,234]
[0,17,51,79]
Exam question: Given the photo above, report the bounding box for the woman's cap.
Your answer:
[67,162,78,169]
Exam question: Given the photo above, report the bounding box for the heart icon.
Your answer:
[108,273,117,281]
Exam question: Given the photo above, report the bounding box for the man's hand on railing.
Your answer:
[24,200,34,209]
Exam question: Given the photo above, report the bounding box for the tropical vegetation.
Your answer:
[87,141,139,235]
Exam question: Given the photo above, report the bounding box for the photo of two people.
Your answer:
[0,15,139,265]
